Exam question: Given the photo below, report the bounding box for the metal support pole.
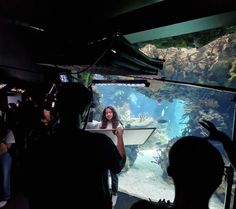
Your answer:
[233,176,236,209]
[224,166,234,209]
[232,96,236,209]
[222,95,236,209]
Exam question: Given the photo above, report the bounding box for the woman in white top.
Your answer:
[99,106,123,207]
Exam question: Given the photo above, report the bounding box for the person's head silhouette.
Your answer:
[167,136,224,208]
[131,136,225,209]
[56,82,93,129]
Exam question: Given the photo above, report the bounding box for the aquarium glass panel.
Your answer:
[89,82,235,209]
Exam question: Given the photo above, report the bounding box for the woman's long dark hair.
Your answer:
[100,106,119,129]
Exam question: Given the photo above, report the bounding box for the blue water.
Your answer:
[96,85,188,140]
[167,100,188,139]
[95,82,232,209]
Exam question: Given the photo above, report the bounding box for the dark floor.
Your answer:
[2,191,140,209]
[115,191,140,209]
[3,193,29,209]
[1,167,141,209]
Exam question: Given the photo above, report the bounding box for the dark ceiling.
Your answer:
[0,0,236,84]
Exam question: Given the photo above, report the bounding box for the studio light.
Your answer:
[92,79,150,87]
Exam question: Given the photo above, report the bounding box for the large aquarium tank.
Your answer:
[82,25,236,209]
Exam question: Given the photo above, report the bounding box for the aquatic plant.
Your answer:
[121,145,139,173]
[152,137,179,183]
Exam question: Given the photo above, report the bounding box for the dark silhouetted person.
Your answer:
[0,116,15,208]
[131,126,225,209]
[25,82,126,209]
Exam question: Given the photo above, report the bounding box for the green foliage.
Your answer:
[229,57,236,75]
[137,26,236,49]
[77,72,95,86]
[208,61,229,85]
[227,57,236,87]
